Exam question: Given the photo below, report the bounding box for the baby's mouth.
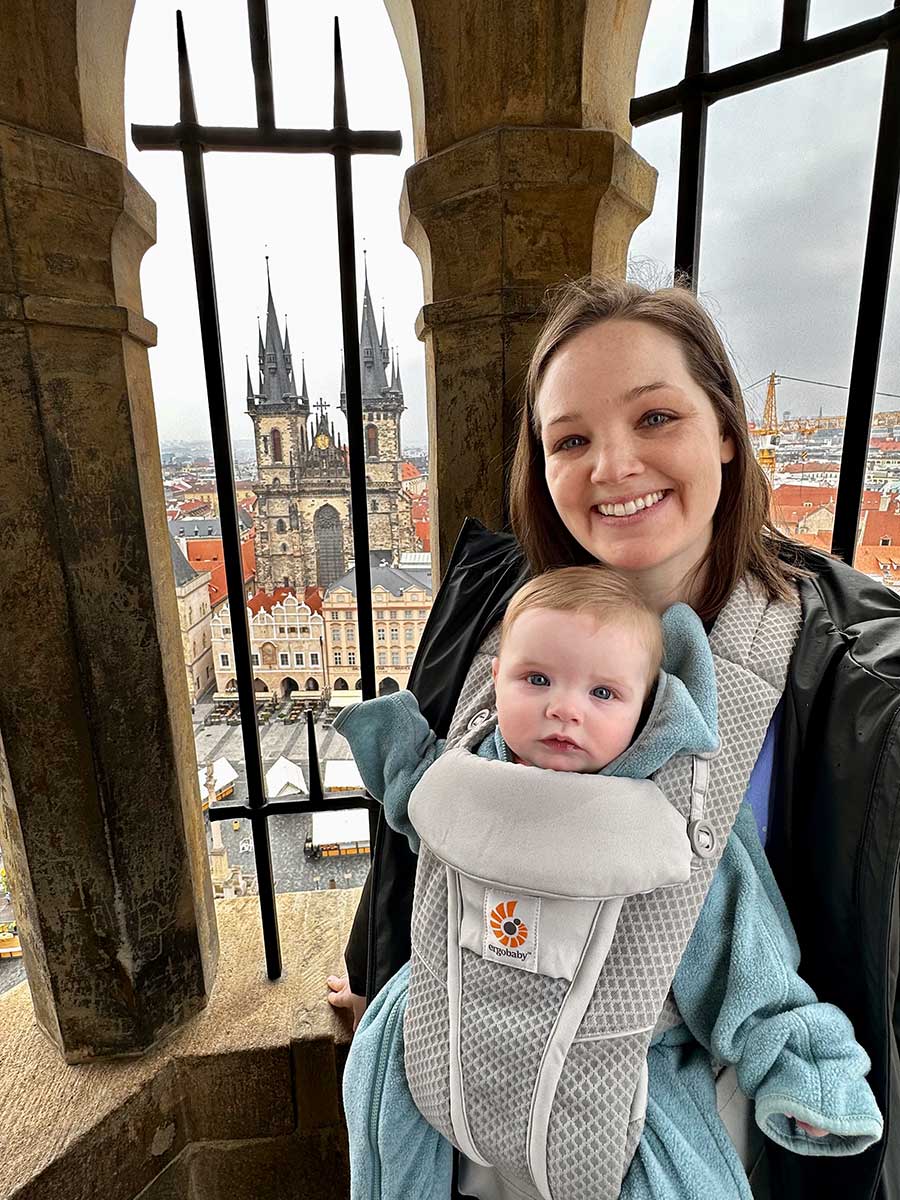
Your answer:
[541,736,581,752]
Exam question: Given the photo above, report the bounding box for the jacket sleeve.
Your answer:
[333,690,445,854]
[672,802,883,1156]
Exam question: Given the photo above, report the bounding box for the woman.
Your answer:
[328,276,900,1198]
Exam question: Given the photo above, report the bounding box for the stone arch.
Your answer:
[224,678,238,692]
[313,504,345,588]
[275,517,286,533]
[379,677,400,696]
[280,676,299,700]
[333,677,349,690]
[271,427,283,462]
[253,678,269,692]
[354,678,363,691]
[305,677,320,691]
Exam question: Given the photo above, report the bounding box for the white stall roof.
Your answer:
[197,757,238,801]
[324,759,364,792]
[266,756,307,797]
[311,808,370,847]
[329,692,361,709]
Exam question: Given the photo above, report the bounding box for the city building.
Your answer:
[211,589,327,699]
[169,535,214,702]
[247,262,418,592]
[169,513,258,611]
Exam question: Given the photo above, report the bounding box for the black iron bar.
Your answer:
[674,0,709,285]
[631,8,900,125]
[332,19,378,709]
[247,0,276,130]
[131,124,401,155]
[208,791,372,821]
[306,708,325,805]
[831,34,900,563]
[172,11,282,978]
[781,0,810,49]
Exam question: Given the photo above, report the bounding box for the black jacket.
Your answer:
[344,520,900,1200]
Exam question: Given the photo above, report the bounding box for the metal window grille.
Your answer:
[132,1,401,982]
[630,2,900,562]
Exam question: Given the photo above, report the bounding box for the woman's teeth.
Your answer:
[595,490,666,517]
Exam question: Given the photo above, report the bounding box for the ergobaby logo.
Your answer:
[483,890,540,973]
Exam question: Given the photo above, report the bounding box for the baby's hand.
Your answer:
[786,1115,828,1138]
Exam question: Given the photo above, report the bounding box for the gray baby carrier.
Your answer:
[403,580,801,1200]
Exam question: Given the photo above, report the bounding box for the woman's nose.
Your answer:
[588,437,642,485]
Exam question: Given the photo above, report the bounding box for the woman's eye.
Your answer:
[591,686,613,701]
[642,411,672,429]
[527,673,551,687]
[554,434,586,452]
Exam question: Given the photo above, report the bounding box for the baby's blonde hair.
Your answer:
[499,566,664,692]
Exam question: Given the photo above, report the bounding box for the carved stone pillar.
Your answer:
[0,0,218,1061]
[386,0,656,576]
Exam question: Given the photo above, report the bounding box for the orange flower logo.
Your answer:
[489,900,529,948]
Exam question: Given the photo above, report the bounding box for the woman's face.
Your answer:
[536,318,735,596]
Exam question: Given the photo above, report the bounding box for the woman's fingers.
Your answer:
[325,975,367,1031]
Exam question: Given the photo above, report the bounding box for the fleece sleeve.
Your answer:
[333,690,445,853]
[672,803,883,1157]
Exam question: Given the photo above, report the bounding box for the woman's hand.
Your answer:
[326,974,367,1031]
[786,1115,828,1138]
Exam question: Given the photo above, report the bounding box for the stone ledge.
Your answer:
[1,888,359,1200]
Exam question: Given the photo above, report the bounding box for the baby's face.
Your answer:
[491,608,653,773]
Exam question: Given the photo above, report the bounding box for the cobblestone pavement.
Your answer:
[194,696,372,895]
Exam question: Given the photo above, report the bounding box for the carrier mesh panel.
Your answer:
[405,950,453,1137]
[411,846,448,977]
[459,947,570,1178]
[402,583,801,1199]
[546,1036,650,1199]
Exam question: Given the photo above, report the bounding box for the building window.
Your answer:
[288,626,297,635]
[348,651,356,666]
[279,653,289,666]
[278,625,286,634]
[378,650,387,666]
[195,676,200,690]
[377,628,386,641]
[391,650,400,666]
[346,627,355,644]
[405,627,414,643]
[294,652,304,667]
[332,626,341,642]
[404,609,414,619]
[223,626,230,635]
[390,627,399,641]
[252,653,260,666]
[271,427,283,462]
[406,651,414,665]
[310,652,320,666]
[281,543,288,554]
[220,653,230,667]
[275,518,286,533]
[390,610,397,620]
[334,652,342,666]
[299,626,309,636]
[881,537,892,546]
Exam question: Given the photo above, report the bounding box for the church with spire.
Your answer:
[247,260,415,591]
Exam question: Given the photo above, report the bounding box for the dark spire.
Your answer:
[245,355,254,403]
[359,262,389,401]
[300,357,310,405]
[380,308,390,367]
[260,259,295,405]
[284,317,293,369]
[257,317,265,370]
[393,347,403,396]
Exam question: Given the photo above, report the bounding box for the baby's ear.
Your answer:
[491,656,500,683]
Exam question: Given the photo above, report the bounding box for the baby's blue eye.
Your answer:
[527,672,550,687]
[591,686,613,701]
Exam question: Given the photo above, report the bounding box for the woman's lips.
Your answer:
[591,489,671,526]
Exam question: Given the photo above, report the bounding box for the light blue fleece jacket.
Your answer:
[336,605,882,1200]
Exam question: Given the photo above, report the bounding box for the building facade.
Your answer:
[211,590,327,700]
[169,536,214,703]
[248,264,417,595]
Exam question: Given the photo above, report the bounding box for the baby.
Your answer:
[487,567,662,773]
[335,566,881,1200]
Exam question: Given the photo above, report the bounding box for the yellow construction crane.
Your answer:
[755,372,780,482]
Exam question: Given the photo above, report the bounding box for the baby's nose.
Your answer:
[547,694,581,722]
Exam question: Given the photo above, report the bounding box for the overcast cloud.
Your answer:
[125,0,899,449]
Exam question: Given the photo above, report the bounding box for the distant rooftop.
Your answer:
[169,513,252,539]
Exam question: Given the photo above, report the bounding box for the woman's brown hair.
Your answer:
[509,275,807,623]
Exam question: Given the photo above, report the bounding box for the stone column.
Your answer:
[0,0,218,1061]
[386,0,656,576]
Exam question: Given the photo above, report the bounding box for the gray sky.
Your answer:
[125,0,899,449]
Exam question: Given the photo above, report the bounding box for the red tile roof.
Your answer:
[401,461,421,480]
[858,509,900,547]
